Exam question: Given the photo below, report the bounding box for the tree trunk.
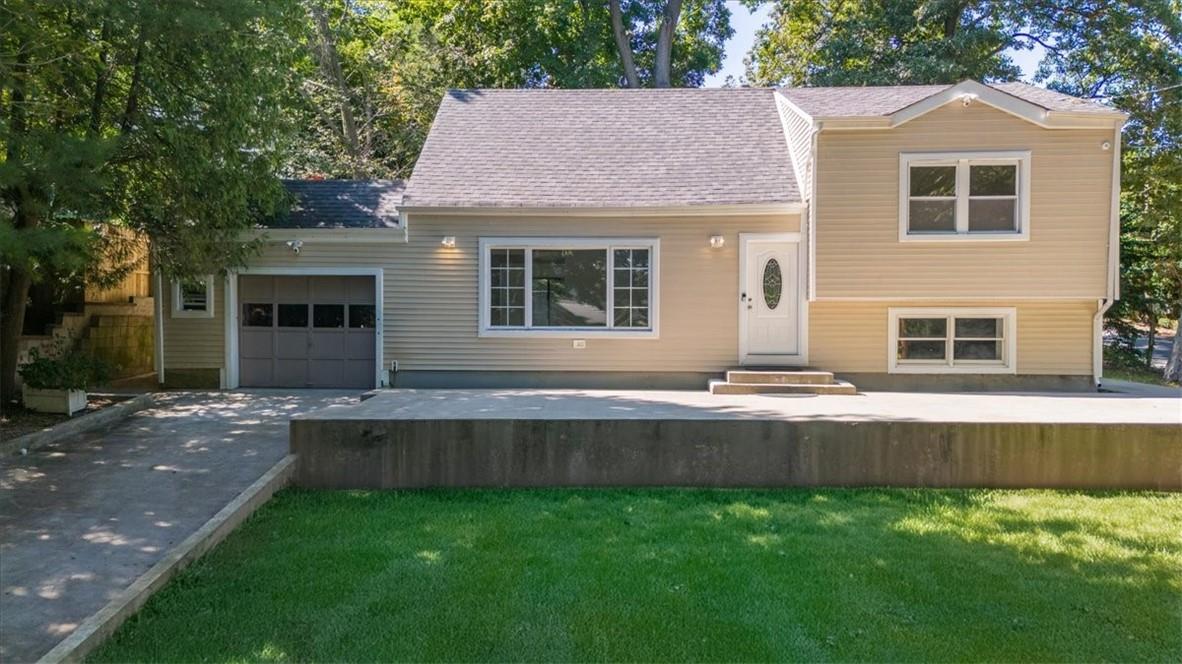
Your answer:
[310,2,363,178]
[609,0,640,88]
[653,0,683,87]
[1144,312,1157,368]
[119,22,146,135]
[1,260,34,406]
[1,47,30,404]
[89,20,112,136]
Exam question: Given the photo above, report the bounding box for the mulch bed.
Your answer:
[1,395,130,441]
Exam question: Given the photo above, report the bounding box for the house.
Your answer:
[155,80,1126,391]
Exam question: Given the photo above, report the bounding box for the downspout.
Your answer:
[153,270,165,386]
[1094,122,1124,387]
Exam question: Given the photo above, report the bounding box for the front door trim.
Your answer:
[738,232,808,366]
[223,266,384,389]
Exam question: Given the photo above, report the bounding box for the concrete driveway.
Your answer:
[0,390,357,663]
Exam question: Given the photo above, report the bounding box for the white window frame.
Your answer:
[888,307,1017,374]
[899,151,1031,242]
[478,237,660,339]
[171,275,215,319]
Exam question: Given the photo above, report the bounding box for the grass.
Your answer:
[92,489,1181,662]
[1104,366,1179,387]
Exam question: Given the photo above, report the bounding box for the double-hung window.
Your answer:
[171,276,215,318]
[888,308,1016,373]
[480,238,658,337]
[900,151,1030,241]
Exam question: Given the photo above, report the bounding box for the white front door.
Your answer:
[741,235,800,362]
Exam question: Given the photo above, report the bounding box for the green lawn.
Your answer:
[92,489,1181,662]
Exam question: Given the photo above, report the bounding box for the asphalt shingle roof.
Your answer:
[402,88,800,209]
[778,80,1121,118]
[267,179,405,229]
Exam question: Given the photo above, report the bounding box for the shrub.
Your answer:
[19,345,111,391]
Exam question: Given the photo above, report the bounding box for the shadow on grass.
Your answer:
[92,488,1181,663]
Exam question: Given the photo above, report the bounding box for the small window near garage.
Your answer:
[889,308,1016,374]
[348,304,376,328]
[313,304,345,328]
[900,152,1030,241]
[243,303,273,327]
[171,276,215,318]
[278,304,309,328]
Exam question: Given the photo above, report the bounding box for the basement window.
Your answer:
[479,237,659,338]
[171,276,215,319]
[888,308,1016,374]
[900,151,1031,241]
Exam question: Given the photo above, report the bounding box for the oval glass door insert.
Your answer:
[762,258,783,310]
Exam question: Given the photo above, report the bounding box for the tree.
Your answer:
[746,0,1182,380]
[285,0,733,178]
[0,0,302,401]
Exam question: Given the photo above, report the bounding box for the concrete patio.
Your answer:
[0,390,358,663]
[292,389,1182,490]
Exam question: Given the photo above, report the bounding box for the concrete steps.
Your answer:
[709,369,857,395]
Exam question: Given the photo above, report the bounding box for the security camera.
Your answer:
[286,240,303,254]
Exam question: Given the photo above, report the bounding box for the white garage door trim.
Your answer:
[223,267,384,389]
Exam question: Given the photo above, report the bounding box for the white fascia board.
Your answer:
[245,228,408,243]
[395,203,805,217]
[890,80,1125,129]
[810,80,1123,131]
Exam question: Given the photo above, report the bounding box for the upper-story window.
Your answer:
[171,276,215,318]
[899,151,1031,242]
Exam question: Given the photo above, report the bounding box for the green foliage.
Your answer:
[92,489,1181,661]
[18,344,110,391]
[287,0,733,179]
[744,0,1026,87]
[0,0,303,280]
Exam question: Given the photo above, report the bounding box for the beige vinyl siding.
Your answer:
[161,279,224,369]
[160,214,801,375]
[815,102,1114,298]
[809,299,1095,375]
[392,213,798,372]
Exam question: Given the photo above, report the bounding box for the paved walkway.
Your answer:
[315,388,1182,424]
[0,390,356,663]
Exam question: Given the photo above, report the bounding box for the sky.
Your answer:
[703,1,1046,88]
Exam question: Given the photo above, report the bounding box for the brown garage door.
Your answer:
[239,275,376,388]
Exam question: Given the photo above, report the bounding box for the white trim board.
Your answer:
[222,266,385,389]
[170,275,215,319]
[476,237,661,339]
[245,228,407,244]
[738,232,808,366]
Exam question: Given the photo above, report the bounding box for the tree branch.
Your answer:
[609,0,640,88]
[653,0,683,87]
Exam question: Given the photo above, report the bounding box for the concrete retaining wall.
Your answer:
[290,418,1182,490]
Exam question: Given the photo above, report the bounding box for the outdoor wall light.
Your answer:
[709,234,725,249]
[440,236,456,248]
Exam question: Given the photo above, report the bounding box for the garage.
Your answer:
[238,275,377,388]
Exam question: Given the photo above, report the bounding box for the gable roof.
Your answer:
[402,88,800,210]
[266,179,405,229]
[778,80,1125,125]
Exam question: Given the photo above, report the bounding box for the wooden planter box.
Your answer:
[22,387,87,415]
